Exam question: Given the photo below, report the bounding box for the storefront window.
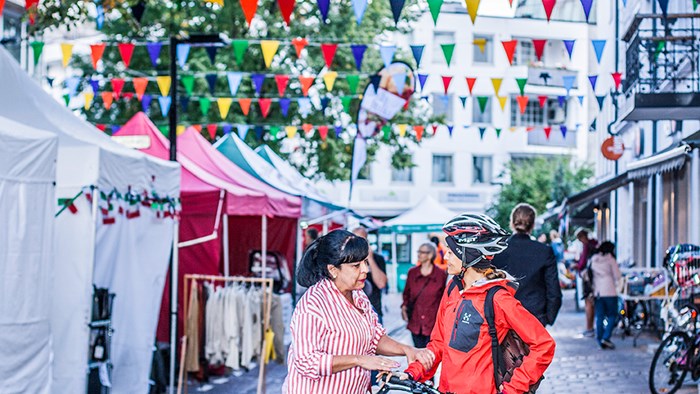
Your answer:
[662,165,689,249]
[633,181,648,267]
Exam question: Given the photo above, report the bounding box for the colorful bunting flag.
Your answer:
[238,124,250,140]
[180,97,190,112]
[89,79,99,95]
[96,5,104,29]
[442,76,452,93]
[158,96,171,117]
[142,95,152,113]
[418,74,428,90]
[232,40,249,65]
[657,0,669,17]
[542,0,556,21]
[447,125,454,137]
[118,43,135,68]
[321,43,338,68]
[560,125,567,138]
[441,43,455,66]
[111,78,125,99]
[516,78,527,95]
[199,97,211,116]
[133,78,148,101]
[275,75,289,97]
[280,98,291,117]
[346,74,360,94]
[90,44,106,69]
[156,76,171,96]
[596,95,605,110]
[146,42,162,67]
[459,96,468,108]
[580,0,593,22]
[398,124,407,137]
[410,45,425,67]
[323,71,338,92]
[427,0,443,25]
[491,78,502,95]
[516,95,529,114]
[299,76,314,96]
[466,77,477,95]
[251,74,266,95]
[473,38,487,53]
[285,126,297,139]
[592,39,606,63]
[476,96,489,113]
[431,124,438,135]
[562,75,575,96]
[532,39,546,61]
[318,125,329,141]
[240,0,258,25]
[577,95,584,105]
[479,127,486,140]
[217,98,233,119]
[298,98,313,117]
[543,126,552,139]
[30,41,44,66]
[414,125,424,142]
[238,98,252,115]
[302,123,314,137]
[62,94,70,107]
[341,96,353,113]
[351,45,367,71]
[227,72,243,96]
[84,92,94,110]
[497,96,507,111]
[66,77,80,97]
[557,95,566,107]
[223,124,233,135]
[612,72,622,90]
[177,44,190,68]
[465,0,480,24]
[60,43,73,68]
[380,45,396,68]
[206,124,218,139]
[260,40,280,68]
[278,0,295,25]
[131,1,146,22]
[389,0,405,24]
[352,0,367,24]
[537,96,547,108]
[292,38,308,58]
[502,40,517,65]
[259,99,273,118]
[495,128,502,138]
[205,74,218,95]
[563,40,575,59]
[393,72,406,95]
[317,0,330,21]
[588,75,598,91]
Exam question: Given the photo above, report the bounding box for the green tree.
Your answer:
[32,0,435,181]
[487,156,593,230]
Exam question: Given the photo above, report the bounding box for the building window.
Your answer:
[1,9,22,62]
[433,31,455,64]
[391,166,413,183]
[473,156,493,184]
[472,97,492,124]
[432,93,453,122]
[432,155,453,184]
[513,39,536,65]
[473,35,493,64]
[511,96,566,126]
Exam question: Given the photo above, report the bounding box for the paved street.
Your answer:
[186,289,700,393]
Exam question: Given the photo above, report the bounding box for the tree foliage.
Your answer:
[487,156,593,230]
[31,0,435,181]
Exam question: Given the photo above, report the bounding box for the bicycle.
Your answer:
[376,373,444,394]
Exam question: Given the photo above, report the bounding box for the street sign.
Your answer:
[601,136,624,161]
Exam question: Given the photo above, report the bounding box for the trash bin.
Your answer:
[397,262,413,293]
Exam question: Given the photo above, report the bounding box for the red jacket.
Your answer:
[405,277,555,394]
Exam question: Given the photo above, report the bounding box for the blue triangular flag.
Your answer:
[227,72,243,96]
[96,5,104,30]
[46,77,54,88]
[421,96,430,102]
[389,0,405,24]
[380,45,396,68]
[66,76,81,97]
[255,126,264,140]
[592,40,606,63]
[222,124,232,135]
[321,97,331,111]
[335,125,343,137]
[657,0,669,16]
[298,98,312,117]
[351,45,367,71]
[317,0,330,21]
[89,79,100,95]
[141,94,152,113]
[557,95,566,108]
[560,125,568,138]
[111,125,120,134]
[562,75,576,96]
[393,72,406,95]
[180,96,190,112]
[237,124,250,140]
[580,0,593,22]
[146,42,162,68]
[176,44,191,68]
[596,95,605,110]
[588,75,598,91]
[205,46,218,65]
[577,95,584,105]
[369,75,381,90]
[418,73,428,90]
[279,98,291,117]
[563,40,575,60]
[479,127,486,140]
[205,74,218,95]
[410,45,425,67]
[459,96,468,108]
[447,125,454,137]
[251,74,265,96]
[352,0,368,24]
[158,96,172,117]
[622,0,627,5]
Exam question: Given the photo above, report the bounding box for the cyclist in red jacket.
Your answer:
[404,213,555,394]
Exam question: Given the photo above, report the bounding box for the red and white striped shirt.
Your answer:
[284,279,386,394]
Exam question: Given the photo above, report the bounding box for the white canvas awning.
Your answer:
[381,195,456,234]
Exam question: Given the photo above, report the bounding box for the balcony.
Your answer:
[620,13,700,121]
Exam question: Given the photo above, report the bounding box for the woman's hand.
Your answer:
[404,346,435,371]
[401,306,409,322]
[356,355,400,372]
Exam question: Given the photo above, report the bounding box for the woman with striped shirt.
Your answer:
[284,230,433,394]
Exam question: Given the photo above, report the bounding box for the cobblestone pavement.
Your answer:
[185,289,700,393]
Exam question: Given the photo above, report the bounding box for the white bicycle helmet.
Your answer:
[442,213,510,269]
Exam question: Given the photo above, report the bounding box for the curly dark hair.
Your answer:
[296,230,369,287]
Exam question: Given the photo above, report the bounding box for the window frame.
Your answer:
[432,154,454,184]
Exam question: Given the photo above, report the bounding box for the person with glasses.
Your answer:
[401,243,447,348]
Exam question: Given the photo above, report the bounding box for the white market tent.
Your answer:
[0,117,58,394]
[0,47,181,394]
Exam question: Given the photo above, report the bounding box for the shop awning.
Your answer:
[627,144,691,179]
[566,172,630,209]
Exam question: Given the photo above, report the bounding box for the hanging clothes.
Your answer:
[185,283,200,372]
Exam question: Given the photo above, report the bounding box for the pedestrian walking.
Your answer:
[401,242,447,348]
[430,235,448,271]
[403,213,555,394]
[575,228,598,336]
[491,203,563,326]
[303,227,319,250]
[589,241,622,350]
[284,230,432,394]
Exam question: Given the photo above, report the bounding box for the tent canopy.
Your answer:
[380,195,455,234]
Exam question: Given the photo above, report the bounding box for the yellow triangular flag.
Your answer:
[465,0,481,24]
[509,127,518,132]
[176,125,186,135]
[204,0,224,5]
[498,96,508,111]
[156,76,172,97]
[398,124,407,137]
[285,125,297,139]
[491,78,503,95]
[260,40,280,69]
[473,38,486,53]
[217,98,233,119]
[84,92,94,110]
[322,71,338,92]
[60,43,74,68]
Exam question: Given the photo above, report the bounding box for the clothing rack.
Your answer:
[179,274,274,394]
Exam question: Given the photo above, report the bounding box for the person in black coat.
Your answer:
[491,203,563,326]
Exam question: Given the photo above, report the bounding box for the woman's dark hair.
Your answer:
[510,203,536,234]
[297,229,369,287]
[595,241,616,258]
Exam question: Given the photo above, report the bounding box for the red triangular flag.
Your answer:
[532,39,546,61]
[277,0,295,25]
[25,0,38,24]
[111,78,125,99]
[299,76,314,96]
[275,74,289,97]
[122,92,134,101]
[442,76,452,94]
[431,124,439,135]
[543,126,552,139]
[318,125,329,141]
[101,92,114,110]
[516,95,529,114]
[538,95,547,108]
[502,40,517,65]
[96,124,106,132]
[542,0,556,22]
[259,98,272,118]
[466,77,477,95]
[240,0,258,25]
[414,125,424,142]
[526,126,535,132]
[0,0,6,17]
[292,37,308,58]
[320,43,338,69]
[206,124,218,139]
[192,124,203,133]
[302,123,314,136]
[117,43,135,68]
[90,43,106,69]
[238,98,252,115]
[612,72,622,90]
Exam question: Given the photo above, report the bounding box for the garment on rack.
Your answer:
[185,282,201,372]
[270,294,286,362]
[224,286,241,370]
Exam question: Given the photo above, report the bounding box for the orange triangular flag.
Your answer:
[132,78,148,101]
[516,95,529,114]
[502,40,518,65]
[238,98,252,115]
[414,125,424,142]
[302,123,313,136]
[299,76,314,96]
[90,44,106,69]
[101,92,114,110]
[292,37,308,58]
[239,0,258,25]
[466,77,477,95]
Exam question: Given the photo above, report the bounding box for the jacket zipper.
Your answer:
[451,302,465,342]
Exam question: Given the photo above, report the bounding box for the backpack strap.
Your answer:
[447,276,464,296]
[484,286,506,390]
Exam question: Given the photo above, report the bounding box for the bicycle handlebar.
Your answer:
[376,375,444,394]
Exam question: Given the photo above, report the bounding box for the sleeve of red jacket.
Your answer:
[404,288,448,381]
[497,293,556,394]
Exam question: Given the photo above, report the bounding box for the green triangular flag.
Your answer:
[181,75,195,96]
[382,124,392,140]
[441,43,455,66]
[30,41,44,66]
[63,94,70,107]
[199,97,211,116]
[477,96,489,113]
[341,96,353,113]
[515,78,527,95]
[232,40,249,66]
[157,125,169,137]
[346,75,360,94]
[427,0,443,25]
[269,126,280,141]
[695,0,698,10]
[654,41,665,61]
[495,128,502,138]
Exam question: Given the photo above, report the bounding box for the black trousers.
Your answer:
[412,333,431,348]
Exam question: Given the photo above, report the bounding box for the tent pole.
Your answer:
[169,218,179,394]
[222,215,229,277]
[261,215,268,280]
[391,232,398,293]
[294,219,303,306]
[322,219,329,235]
[258,215,268,394]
